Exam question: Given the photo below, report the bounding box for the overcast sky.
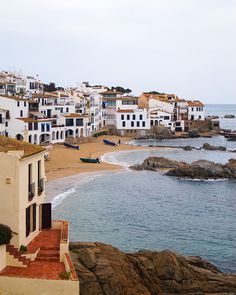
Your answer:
[0,0,236,103]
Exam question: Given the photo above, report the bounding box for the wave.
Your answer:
[52,188,76,209]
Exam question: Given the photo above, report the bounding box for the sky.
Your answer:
[0,0,236,103]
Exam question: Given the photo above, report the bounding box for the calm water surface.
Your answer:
[51,136,236,273]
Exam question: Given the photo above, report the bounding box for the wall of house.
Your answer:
[0,245,6,271]
[0,150,46,249]
[18,152,46,248]
[0,152,20,247]
[0,276,79,295]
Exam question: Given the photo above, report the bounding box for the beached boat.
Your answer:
[64,143,80,150]
[80,157,100,163]
[103,139,117,146]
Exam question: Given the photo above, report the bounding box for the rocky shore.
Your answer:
[130,157,236,179]
[70,242,236,295]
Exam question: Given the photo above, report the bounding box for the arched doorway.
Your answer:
[16,134,23,141]
[39,133,51,144]
[65,129,74,138]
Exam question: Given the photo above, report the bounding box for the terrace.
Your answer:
[0,221,77,281]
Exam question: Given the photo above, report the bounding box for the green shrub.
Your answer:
[59,271,71,280]
[93,131,108,138]
[0,224,12,245]
[20,245,27,252]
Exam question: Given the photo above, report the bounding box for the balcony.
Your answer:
[28,182,35,201]
[38,178,44,195]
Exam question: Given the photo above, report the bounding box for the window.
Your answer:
[38,160,44,195]
[191,107,194,111]
[34,122,38,130]
[46,124,50,132]
[66,119,74,126]
[175,122,181,126]
[66,108,69,112]
[26,203,36,237]
[132,114,136,120]
[17,101,20,107]
[121,114,124,120]
[131,121,134,127]
[5,121,8,127]
[20,110,23,117]
[24,101,26,107]
[122,121,126,127]
[28,122,33,131]
[127,114,130,120]
[142,121,145,127]
[76,118,83,126]
[28,164,35,201]
[41,124,45,132]
[164,116,169,120]
[199,115,201,119]
[139,114,143,120]
[137,121,140,127]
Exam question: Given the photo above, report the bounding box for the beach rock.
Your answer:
[152,126,175,140]
[130,157,186,171]
[70,242,236,295]
[224,114,235,119]
[167,160,226,179]
[202,143,227,151]
[182,145,193,151]
[131,157,236,180]
[188,129,200,138]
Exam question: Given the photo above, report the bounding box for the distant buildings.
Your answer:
[0,70,207,143]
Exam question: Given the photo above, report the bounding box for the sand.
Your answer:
[45,136,146,181]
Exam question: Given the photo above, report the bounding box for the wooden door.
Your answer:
[41,203,52,229]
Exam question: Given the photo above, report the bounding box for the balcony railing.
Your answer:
[28,182,35,201]
[38,178,44,195]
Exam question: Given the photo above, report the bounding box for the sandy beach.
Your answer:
[45,135,145,181]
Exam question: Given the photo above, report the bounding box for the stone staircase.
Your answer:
[6,244,31,267]
[35,246,60,262]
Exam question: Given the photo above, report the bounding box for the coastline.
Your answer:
[45,135,147,182]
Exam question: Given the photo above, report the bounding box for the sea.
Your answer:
[46,104,236,273]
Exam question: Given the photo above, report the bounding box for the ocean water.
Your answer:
[49,135,236,273]
[205,104,236,130]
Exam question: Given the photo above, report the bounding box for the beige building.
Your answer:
[0,136,79,294]
[0,136,48,248]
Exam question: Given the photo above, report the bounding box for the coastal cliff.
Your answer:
[70,242,236,295]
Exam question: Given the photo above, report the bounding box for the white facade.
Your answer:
[188,102,205,121]
[116,108,150,136]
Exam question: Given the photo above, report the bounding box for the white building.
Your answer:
[116,108,150,137]
[187,100,205,121]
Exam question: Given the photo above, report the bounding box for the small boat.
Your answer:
[80,157,100,163]
[64,143,80,150]
[103,139,117,146]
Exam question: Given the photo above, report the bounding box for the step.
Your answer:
[37,251,59,258]
[35,257,59,262]
[40,246,60,251]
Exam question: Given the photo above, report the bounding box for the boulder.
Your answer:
[152,126,175,140]
[131,157,236,180]
[188,129,200,138]
[130,157,186,171]
[224,114,235,119]
[202,143,227,151]
[70,242,236,295]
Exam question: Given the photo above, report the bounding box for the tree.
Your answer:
[0,224,12,245]
[43,82,57,92]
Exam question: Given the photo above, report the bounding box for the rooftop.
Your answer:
[0,136,45,158]
[188,100,205,107]
[117,109,135,113]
